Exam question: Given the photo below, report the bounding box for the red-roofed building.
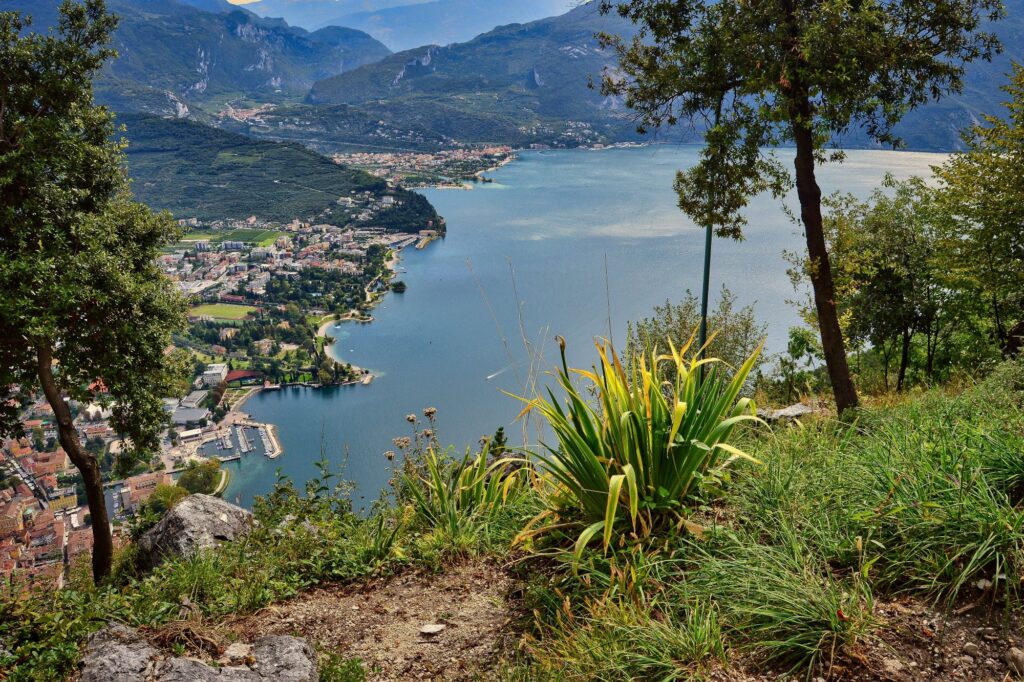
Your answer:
[225,369,264,385]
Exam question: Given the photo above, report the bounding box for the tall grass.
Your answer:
[517,336,762,557]
[403,445,531,555]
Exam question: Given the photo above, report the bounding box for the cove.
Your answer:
[224,144,946,507]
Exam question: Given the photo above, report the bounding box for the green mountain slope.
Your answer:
[306,0,1023,151]
[119,113,438,230]
[307,2,646,146]
[3,0,391,116]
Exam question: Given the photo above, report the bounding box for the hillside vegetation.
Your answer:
[3,362,1023,680]
[120,112,438,227]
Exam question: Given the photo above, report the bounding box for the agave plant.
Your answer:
[518,334,763,558]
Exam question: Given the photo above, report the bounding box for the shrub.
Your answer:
[519,336,762,558]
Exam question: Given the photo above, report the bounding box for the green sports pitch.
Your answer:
[179,228,285,247]
[189,303,257,320]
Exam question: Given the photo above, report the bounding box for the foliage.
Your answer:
[176,459,222,495]
[0,0,187,581]
[934,63,1024,356]
[402,445,529,554]
[625,287,767,384]
[519,336,762,559]
[599,0,1003,413]
[119,113,439,228]
[812,176,974,391]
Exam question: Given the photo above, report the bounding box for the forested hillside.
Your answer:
[120,113,437,228]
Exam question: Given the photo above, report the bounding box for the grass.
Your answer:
[189,303,257,321]
[179,228,285,247]
[2,363,1022,682]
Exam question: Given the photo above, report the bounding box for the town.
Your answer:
[1,192,442,590]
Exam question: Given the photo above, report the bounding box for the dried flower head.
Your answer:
[405,414,417,423]
[392,436,411,450]
[383,450,396,461]
[423,407,437,418]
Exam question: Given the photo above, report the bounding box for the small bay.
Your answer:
[225,144,945,507]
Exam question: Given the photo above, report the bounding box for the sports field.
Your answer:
[179,228,285,247]
[189,303,257,320]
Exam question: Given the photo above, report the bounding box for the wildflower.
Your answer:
[406,414,417,423]
[383,450,396,461]
[422,429,433,439]
[392,436,411,450]
[423,407,437,418]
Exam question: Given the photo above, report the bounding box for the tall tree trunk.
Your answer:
[1004,318,1024,358]
[791,119,859,413]
[897,329,912,392]
[36,344,113,583]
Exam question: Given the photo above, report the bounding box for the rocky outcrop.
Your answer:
[79,625,317,682]
[137,494,252,571]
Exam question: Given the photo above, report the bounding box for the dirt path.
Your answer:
[229,560,517,681]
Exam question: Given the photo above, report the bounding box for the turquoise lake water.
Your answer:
[223,145,946,507]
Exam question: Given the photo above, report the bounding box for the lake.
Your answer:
[224,145,946,507]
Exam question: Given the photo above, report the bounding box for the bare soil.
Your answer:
[228,560,517,681]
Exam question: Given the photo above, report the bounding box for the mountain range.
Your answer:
[5,0,1023,152]
[2,0,391,117]
[304,2,647,147]
[314,0,574,51]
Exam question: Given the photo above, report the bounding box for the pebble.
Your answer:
[1007,647,1024,676]
[420,624,446,636]
[963,642,981,658]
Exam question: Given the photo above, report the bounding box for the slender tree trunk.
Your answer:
[791,118,859,413]
[897,329,912,392]
[36,344,113,583]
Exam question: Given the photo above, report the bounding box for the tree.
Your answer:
[0,0,186,582]
[600,0,1002,413]
[814,177,958,391]
[934,63,1024,357]
[625,287,767,385]
[177,459,221,495]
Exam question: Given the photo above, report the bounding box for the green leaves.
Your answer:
[521,337,764,557]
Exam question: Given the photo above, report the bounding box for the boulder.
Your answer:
[253,636,319,682]
[137,494,252,571]
[79,624,158,682]
[79,625,317,682]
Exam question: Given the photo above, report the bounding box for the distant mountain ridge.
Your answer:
[241,0,418,30]
[2,0,391,117]
[306,0,1024,152]
[318,0,574,51]
[306,2,649,146]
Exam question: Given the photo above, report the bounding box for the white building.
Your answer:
[201,363,228,386]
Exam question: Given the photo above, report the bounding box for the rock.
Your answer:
[137,494,252,570]
[80,625,317,682]
[420,623,447,636]
[1007,647,1024,676]
[881,657,905,674]
[769,403,816,422]
[253,636,319,682]
[963,642,981,657]
[220,641,254,664]
[79,624,158,682]
[157,658,259,681]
